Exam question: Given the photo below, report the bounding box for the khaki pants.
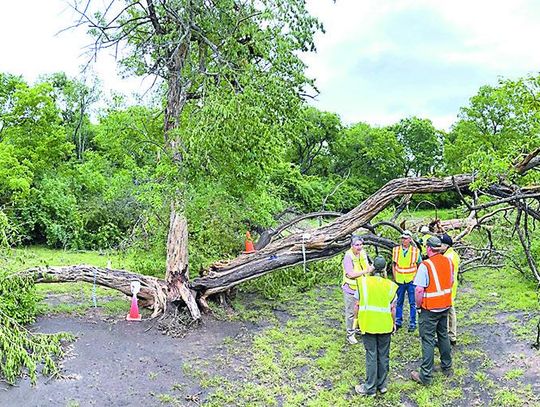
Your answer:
[344,291,357,337]
[447,306,457,341]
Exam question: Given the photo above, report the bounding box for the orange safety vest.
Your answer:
[444,247,460,300]
[421,254,454,310]
[392,245,420,283]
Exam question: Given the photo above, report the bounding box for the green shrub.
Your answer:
[0,268,38,324]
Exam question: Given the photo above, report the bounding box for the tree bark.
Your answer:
[166,203,201,319]
[25,265,167,317]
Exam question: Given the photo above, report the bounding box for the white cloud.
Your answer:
[1,0,539,131]
[303,0,540,130]
[0,0,153,100]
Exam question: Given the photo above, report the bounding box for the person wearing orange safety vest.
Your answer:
[354,256,398,397]
[392,230,421,332]
[441,233,460,346]
[410,236,454,385]
[342,236,373,345]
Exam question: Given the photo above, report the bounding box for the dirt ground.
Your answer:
[0,310,258,407]
[1,291,539,407]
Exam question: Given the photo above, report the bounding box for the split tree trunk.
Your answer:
[166,204,201,319]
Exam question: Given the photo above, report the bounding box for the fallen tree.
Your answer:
[22,172,540,319]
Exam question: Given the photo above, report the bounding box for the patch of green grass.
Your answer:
[511,315,539,341]
[455,331,479,346]
[492,388,524,407]
[171,382,185,391]
[200,375,227,389]
[11,245,129,270]
[155,393,180,405]
[102,299,130,315]
[504,368,524,381]
[34,282,128,316]
[473,371,489,385]
[465,264,539,313]
[460,348,486,360]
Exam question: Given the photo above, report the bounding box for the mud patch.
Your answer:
[0,310,260,407]
[479,312,540,391]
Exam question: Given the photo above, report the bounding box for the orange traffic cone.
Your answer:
[243,231,256,254]
[126,294,142,321]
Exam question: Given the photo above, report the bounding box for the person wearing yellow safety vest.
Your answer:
[354,256,398,397]
[411,236,454,385]
[392,230,422,332]
[441,233,460,346]
[342,236,373,345]
[419,226,433,258]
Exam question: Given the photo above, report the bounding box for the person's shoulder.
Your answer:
[388,279,398,289]
[416,262,428,273]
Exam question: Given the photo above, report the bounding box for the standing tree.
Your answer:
[41,72,100,161]
[288,107,342,176]
[72,0,323,319]
[445,75,540,185]
[391,116,443,177]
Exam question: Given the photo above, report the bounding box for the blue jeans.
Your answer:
[396,282,416,328]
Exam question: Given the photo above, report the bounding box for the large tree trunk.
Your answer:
[27,265,167,317]
[160,33,201,319]
[166,203,201,319]
[24,173,539,318]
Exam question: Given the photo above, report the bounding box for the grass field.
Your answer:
[21,257,540,405]
[4,222,540,406]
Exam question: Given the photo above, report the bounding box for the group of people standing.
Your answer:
[341,227,460,397]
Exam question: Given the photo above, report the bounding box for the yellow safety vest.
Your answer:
[420,233,433,252]
[357,276,398,334]
[444,247,460,300]
[342,248,369,290]
[392,245,420,284]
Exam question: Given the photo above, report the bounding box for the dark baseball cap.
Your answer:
[440,233,453,246]
[426,236,442,248]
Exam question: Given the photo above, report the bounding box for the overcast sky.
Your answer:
[1,0,540,130]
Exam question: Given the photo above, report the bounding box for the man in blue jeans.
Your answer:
[392,230,422,332]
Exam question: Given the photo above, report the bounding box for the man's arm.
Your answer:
[415,286,425,309]
[343,254,354,278]
[413,263,429,309]
[348,266,372,278]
